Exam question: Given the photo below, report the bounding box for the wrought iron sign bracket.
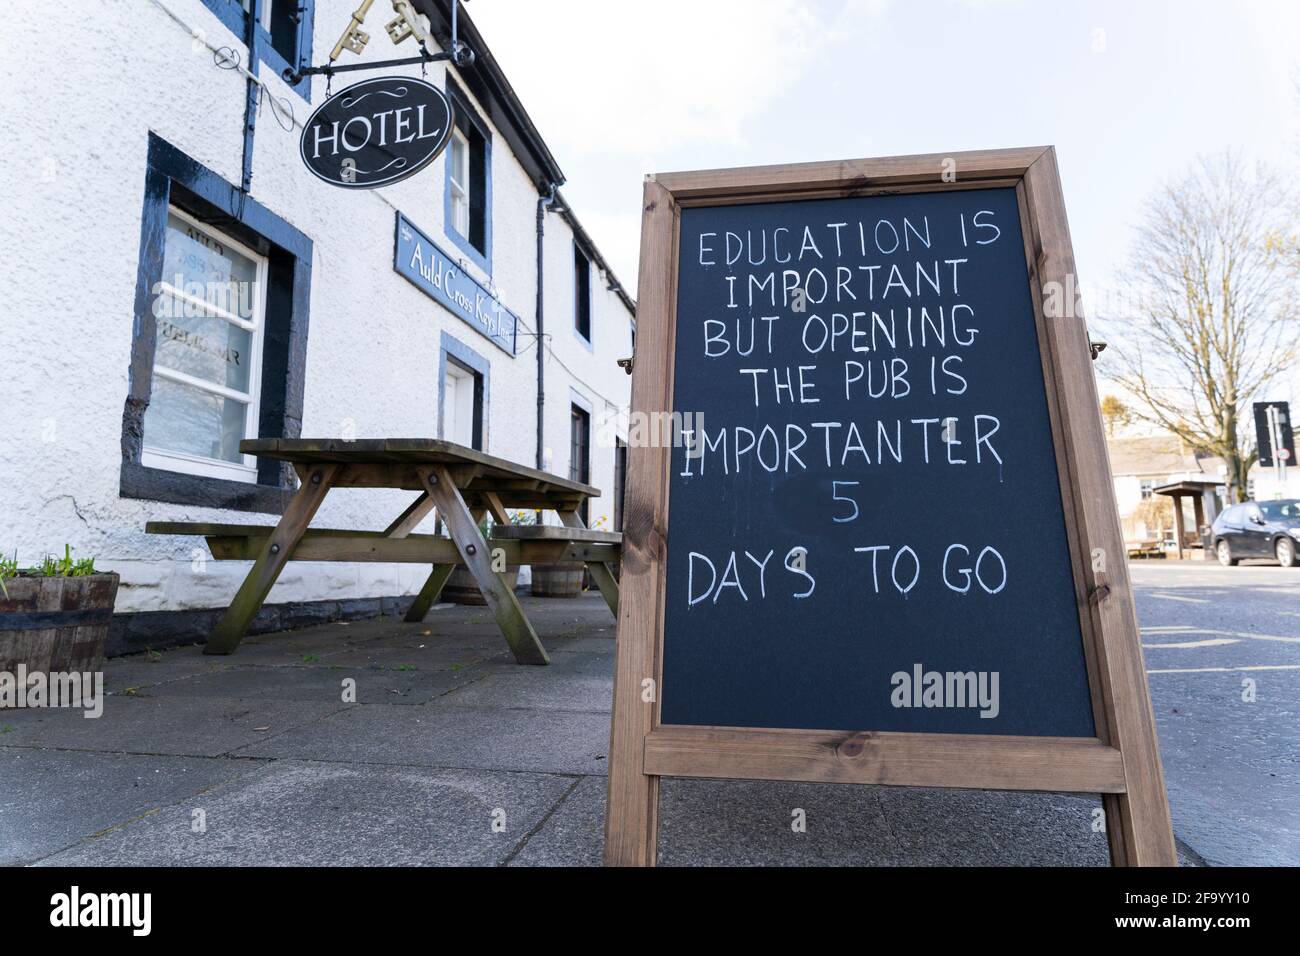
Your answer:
[284,0,474,86]
[284,43,473,85]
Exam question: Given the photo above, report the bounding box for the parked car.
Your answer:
[1211,499,1300,567]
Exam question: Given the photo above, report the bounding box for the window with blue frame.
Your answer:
[439,333,490,451]
[197,0,315,98]
[444,80,492,273]
[574,243,592,345]
[121,134,314,515]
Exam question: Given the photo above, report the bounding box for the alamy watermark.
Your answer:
[153,274,258,319]
[0,666,104,718]
[50,886,151,936]
[596,407,706,454]
[890,663,1000,719]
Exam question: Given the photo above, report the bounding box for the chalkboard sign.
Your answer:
[660,187,1093,736]
[605,148,1176,867]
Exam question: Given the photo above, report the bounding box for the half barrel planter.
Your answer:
[0,573,120,677]
[441,566,521,605]
[530,561,585,598]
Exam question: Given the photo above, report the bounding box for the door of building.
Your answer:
[443,359,482,450]
[570,404,590,525]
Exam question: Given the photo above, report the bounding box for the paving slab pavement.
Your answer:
[0,693,348,758]
[0,591,1221,866]
[0,749,263,865]
[35,760,580,867]
[234,701,612,774]
[138,661,488,705]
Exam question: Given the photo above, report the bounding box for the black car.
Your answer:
[1211,499,1300,567]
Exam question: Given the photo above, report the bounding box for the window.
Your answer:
[198,1,315,98]
[1260,499,1300,519]
[574,244,592,343]
[142,208,267,482]
[1140,479,1155,500]
[244,0,302,64]
[122,134,313,514]
[571,404,591,523]
[443,81,491,271]
[448,129,471,238]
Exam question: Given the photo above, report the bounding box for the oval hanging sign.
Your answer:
[299,76,454,189]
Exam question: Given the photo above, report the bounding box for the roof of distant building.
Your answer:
[1107,435,1206,477]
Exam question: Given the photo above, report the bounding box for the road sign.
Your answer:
[1254,402,1294,469]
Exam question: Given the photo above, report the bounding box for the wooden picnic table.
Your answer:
[146,438,621,665]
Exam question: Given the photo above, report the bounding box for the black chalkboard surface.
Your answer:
[659,187,1095,737]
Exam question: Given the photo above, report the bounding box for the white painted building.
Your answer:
[1248,466,1295,503]
[4,0,635,651]
[1108,434,1294,553]
[1108,436,1221,550]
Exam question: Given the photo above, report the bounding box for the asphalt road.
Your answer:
[1130,559,1300,865]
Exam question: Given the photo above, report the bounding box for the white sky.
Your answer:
[469,0,1299,279]
[468,0,1300,401]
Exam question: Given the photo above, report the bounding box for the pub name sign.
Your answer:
[300,76,454,189]
[394,212,519,355]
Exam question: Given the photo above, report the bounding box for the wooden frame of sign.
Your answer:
[604,146,1176,867]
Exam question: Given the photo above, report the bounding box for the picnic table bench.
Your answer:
[146,438,621,665]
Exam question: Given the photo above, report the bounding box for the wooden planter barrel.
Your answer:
[530,562,585,598]
[0,573,120,675]
[441,566,520,606]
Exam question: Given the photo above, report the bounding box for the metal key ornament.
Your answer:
[330,0,433,64]
[386,0,432,47]
[330,0,376,61]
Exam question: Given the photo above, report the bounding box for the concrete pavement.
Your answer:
[0,585,1244,866]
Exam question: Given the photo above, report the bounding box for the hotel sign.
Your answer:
[394,212,518,354]
[300,76,454,189]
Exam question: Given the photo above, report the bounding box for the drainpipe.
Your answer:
[536,184,559,472]
[240,0,261,197]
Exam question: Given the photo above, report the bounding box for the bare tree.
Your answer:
[1100,154,1300,502]
[1100,394,1131,436]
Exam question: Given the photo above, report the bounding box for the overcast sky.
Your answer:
[470,0,1299,398]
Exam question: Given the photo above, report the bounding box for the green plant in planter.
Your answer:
[38,545,96,578]
[0,545,97,598]
[0,551,17,599]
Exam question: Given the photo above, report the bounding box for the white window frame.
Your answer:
[448,128,471,238]
[243,0,274,31]
[442,360,478,449]
[142,205,268,484]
